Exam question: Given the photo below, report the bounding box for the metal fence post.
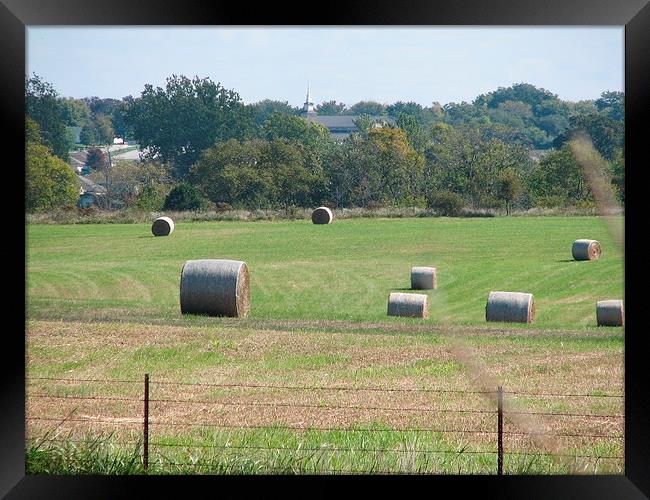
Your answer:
[497,385,503,475]
[144,373,149,473]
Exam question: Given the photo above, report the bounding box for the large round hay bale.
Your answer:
[411,267,437,290]
[485,291,535,324]
[180,259,250,317]
[387,292,429,319]
[572,239,602,261]
[596,300,624,327]
[311,206,333,224]
[151,216,175,237]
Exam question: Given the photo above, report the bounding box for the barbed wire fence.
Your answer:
[26,375,624,475]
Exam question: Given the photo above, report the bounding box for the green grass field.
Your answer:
[27,216,623,327]
[25,216,625,474]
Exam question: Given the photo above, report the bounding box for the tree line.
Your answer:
[25,73,624,214]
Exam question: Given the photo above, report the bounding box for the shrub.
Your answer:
[364,201,385,210]
[136,184,168,211]
[163,183,209,211]
[534,195,567,209]
[427,191,466,216]
[214,202,233,212]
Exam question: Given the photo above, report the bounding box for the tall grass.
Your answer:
[25,205,615,225]
[25,429,622,475]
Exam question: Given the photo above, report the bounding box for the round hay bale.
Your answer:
[485,291,535,324]
[387,292,429,319]
[596,300,624,327]
[180,259,250,318]
[311,206,333,224]
[151,216,175,237]
[572,239,602,261]
[411,267,437,290]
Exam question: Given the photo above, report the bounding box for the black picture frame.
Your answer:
[3,0,649,497]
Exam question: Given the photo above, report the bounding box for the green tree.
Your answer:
[316,100,347,115]
[553,113,623,161]
[80,124,99,145]
[94,114,115,144]
[527,145,591,206]
[262,112,331,153]
[26,118,79,212]
[424,123,531,208]
[474,83,559,112]
[346,101,387,116]
[387,101,424,119]
[25,74,72,160]
[79,114,115,145]
[396,113,428,153]
[82,97,122,118]
[60,98,92,127]
[595,91,624,121]
[352,115,374,136]
[126,75,255,178]
[189,138,328,209]
[324,127,425,207]
[111,97,135,140]
[163,183,208,211]
[88,160,172,209]
[609,148,625,204]
[249,99,299,125]
[26,116,42,143]
[443,101,490,126]
[496,168,523,215]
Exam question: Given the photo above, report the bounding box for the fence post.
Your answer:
[497,385,503,475]
[144,373,149,473]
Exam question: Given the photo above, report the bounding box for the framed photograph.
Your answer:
[3,0,648,497]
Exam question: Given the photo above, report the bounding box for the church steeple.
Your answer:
[302,82,316,114]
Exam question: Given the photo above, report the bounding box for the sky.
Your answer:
[27,27,623,106]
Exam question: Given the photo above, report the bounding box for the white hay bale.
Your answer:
[411,267,437,290]
[180,259,250,317]
[486,291,535,324]
[151,216,175,237]
[311,206,333,224]
[387,292,429,319]
[596,300,624,327]
[572,239,602,261]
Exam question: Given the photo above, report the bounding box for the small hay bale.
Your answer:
[311,206,333,224]
[180,259,250,317]
[411,267,437,290]
[572,239,602,261]
[485,291,535,324]
[596,300,624,327]
[151,216,175,237]
[387,292,429,319]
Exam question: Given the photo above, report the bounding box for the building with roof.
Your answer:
[77,175,107,208]
[299,84,394,139]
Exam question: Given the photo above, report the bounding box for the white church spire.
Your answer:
[303,81,315,114]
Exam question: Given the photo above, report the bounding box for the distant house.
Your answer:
[113,137,125,145]
[77,175,107,208]
[299,84,394,139]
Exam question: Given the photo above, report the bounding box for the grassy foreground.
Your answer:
[27,216,624,328]
[25,216,625,474]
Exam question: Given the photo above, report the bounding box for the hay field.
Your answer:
[25,216,625,474]
[27,216,623,327]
